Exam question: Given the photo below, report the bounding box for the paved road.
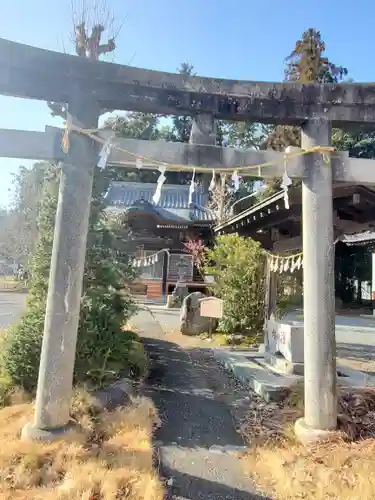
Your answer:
[133,309,268,500]
[144,305,375,374]
[284,308,375,330]
[0,292,27,329]
[283,309,375,349]
[143,305,375,345]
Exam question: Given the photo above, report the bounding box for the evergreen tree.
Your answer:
[284,28,347,84]
[105,112,167,183]
[267,28,348,152]
[332,129,375,159]
[263,29,347,195]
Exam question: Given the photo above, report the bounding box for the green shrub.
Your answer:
[74,290,143,387]
[4,292,144,391]
[3,164,145,391]
[204,234,266,336]
[2,305,46,391]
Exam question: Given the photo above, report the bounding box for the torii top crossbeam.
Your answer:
[2,38,375,126]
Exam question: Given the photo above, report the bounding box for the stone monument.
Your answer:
[180,291,212,335]
[264,314,304,375]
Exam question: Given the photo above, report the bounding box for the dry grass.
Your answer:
[337,356,375,375]
[0,276,27,292]
[242,386,375,500]
[163,328,234,349]
[244,438,375,500]
[0,391,164,500]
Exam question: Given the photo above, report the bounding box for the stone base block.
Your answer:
[264,351,304,375]
[213,349,375,403]
[294,417,339,445]
[22,420,78,442]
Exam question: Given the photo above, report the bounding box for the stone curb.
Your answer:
[212,349,295,402]
[212,348,375,403]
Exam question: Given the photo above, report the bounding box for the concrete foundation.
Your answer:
[213,349,375,403]
[21,421,78,442]
[263,351,304,375]
[294,418,339,446]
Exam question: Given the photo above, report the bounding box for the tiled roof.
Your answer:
[105,181,213,222]
[341,231,375,245]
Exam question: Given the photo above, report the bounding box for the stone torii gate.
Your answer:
[1,38,375,443]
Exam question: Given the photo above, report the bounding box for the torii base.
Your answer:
[294,417,339,446]
[21,420,78,442]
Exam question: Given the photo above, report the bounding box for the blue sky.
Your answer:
[0,0,374,205]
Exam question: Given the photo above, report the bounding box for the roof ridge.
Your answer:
[110,181,191,190]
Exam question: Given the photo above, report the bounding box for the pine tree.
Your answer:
[267,28,348,153]
[264,29,348,194]
[284,28,347,84]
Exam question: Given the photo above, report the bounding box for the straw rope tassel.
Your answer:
[61,127,70,154]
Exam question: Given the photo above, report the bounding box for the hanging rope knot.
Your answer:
[61,122,101,155]
[309,146,336,153]
[305,146,335,166]
[281,148,293,209]
[61,122,70,154]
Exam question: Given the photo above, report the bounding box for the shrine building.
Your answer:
[105,181,214,300]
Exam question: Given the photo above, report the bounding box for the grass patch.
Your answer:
[0,276,27,292]
[0,374,30,408]
[0,390,164,499]
[244,438,375,500]
[0,329,30,408]
[242,385,375,500]
[214,333,261,348]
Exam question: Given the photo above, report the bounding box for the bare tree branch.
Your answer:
[207,175,235,224]
[48,0,124,119]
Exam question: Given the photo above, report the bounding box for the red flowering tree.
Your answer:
[182,237,206,274]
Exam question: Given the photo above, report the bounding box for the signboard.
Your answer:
[167,254,194,282]
[204,275,215,284]
[200,297,223,319]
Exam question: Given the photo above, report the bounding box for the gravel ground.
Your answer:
[135,310,270,500]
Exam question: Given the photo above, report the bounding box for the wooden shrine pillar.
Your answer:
[263,233,279,353]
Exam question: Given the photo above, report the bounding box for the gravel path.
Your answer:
[135,310,269,500]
